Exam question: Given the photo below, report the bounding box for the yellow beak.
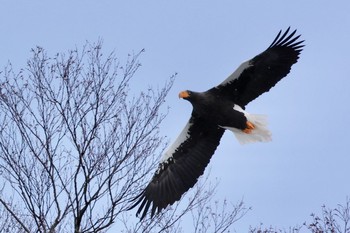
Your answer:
[178,91,190,99]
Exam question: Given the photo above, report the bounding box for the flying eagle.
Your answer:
[129,27,304,219]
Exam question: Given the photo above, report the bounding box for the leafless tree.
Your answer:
[0,42,249,233]
[248,225,302,233]
[248,197,350,233]
[306,197,350,233]
[189,178,250,233]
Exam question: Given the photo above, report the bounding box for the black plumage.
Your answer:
[128,27,304,220]
[211,27,304,107]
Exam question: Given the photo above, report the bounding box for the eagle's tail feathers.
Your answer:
[223,114,272,145]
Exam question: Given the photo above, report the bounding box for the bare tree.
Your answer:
[248,197,350,233]
[189,176,250,233]
[306,197,350,233]
[0,43,248,233]
[248,225,303,233]
[0,43,170,232]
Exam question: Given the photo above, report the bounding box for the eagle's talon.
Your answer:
[243,121,255,134]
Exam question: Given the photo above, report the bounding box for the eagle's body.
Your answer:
[185,91,247,130]
[129,27,304,219]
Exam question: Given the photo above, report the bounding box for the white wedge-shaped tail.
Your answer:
[222,105,272,144]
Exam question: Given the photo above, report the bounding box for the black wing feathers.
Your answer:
[129,115,224,220]
[211,27,304,107]
[267,27,303,51]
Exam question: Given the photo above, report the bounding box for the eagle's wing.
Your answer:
[209,27,304,107]
[129,114,225,219]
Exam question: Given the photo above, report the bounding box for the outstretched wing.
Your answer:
[209,27,304,107]
[129,115,225,219]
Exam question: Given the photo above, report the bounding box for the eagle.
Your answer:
[129,27,304,219]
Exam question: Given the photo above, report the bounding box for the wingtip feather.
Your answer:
[268,27,304,50]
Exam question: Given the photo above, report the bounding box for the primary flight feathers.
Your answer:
[128,27,304,219]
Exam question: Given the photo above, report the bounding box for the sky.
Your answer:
[1,0,350,231]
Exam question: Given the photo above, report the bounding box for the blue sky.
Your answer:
[1,0,350,231]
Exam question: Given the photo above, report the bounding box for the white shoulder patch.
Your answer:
[218,60,251,87]
[160,120,192,162]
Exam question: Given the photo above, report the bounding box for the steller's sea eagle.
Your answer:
[129,27,304,219]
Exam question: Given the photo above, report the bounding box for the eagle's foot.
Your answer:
[243,121,255,134]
